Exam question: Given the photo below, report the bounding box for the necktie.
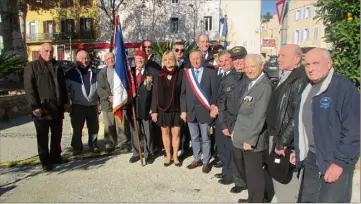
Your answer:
[136,70,142,87]
[247,82,253,91]
[195,70,200,82]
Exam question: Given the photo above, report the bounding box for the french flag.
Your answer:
[113,23,136,120]
[219,16,228,49]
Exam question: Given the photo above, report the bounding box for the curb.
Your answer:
[0,148,128,168]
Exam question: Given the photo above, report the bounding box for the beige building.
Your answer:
[260,14,281,58]
[286,0,331,49]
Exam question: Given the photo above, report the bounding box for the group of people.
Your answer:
[24,33,359,203]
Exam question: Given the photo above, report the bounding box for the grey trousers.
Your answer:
[103,111,129,149]
[70,104,99,150]
[130,119,153,158]
[188,122,211,164]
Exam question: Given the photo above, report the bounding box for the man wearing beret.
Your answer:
[128,50,159,165]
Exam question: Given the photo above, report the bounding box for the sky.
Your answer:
[261,0,278,15]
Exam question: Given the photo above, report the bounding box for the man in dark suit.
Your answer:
[23,43,69,171]
[128,50,158,165]
[197,34,214,69]
[180,50,217,173]
[172,41,191,158]
[232,54,273,203]
[141,39,161,70]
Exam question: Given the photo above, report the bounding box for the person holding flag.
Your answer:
[180,50,217,173]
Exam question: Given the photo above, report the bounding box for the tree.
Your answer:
[98,0,126,52]
[317,0,360,87]
[262,12,273,22]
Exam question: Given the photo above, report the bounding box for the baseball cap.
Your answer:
[231,46,247,58]
[135,50,146,58]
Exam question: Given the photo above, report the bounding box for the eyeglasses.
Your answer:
[175,49,185,53]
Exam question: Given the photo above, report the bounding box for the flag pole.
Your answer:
[131,103,144,166]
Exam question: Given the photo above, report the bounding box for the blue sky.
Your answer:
[261,0,278,15]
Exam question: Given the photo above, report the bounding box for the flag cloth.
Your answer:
[113,23,136,120]
[219,16,228,49]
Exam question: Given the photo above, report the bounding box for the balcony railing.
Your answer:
[26,31,95,42]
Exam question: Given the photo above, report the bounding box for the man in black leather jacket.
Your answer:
[265,44,308,202]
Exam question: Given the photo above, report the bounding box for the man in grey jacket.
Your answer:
[65,50,100,155]
[97,52,130,153]
[232,54,272,203]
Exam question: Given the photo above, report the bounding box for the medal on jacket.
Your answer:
[144,76,153,90]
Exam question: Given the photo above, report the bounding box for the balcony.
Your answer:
[25,31,95,43]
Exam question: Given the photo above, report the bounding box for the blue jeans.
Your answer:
[300,151,353,203]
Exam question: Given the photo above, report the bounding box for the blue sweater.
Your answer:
[294,69,360,174]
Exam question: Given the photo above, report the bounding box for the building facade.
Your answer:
[102,0,221,43]
[286,0,331,49]
[260,14,281,58]
[220,0,261,53]
[25,0,99,61]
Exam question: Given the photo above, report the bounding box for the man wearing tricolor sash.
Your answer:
[180,50,217,174]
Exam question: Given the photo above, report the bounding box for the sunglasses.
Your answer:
[175,49,185,53]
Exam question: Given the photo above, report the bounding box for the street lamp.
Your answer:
[188,3,196,42]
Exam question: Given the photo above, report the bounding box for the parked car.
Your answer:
[263,56,279,84]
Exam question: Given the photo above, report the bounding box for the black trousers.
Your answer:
[215,121,233,179]
[180,124,191,154]
[34,118,63,165]
[232,145,265,203]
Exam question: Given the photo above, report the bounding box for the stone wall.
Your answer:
[0,91,31,120]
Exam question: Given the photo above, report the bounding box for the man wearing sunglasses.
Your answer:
[172,41,190,69]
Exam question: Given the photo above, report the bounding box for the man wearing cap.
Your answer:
[211,46,250,192]
[128,49,158,165]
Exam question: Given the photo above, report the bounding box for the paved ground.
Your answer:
[0,115,360,202]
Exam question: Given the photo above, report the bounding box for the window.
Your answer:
[80,0,92,6]
[204,16,212,31]
[171,0,178,3]
[304,7,310,19]
[313,26,319,40]
[43,20,55,39]
[60,0,73,7]
[314,7,320,17]
[293,30,299,44]
[303,29,309,41]
[295,10,301,21]
[60,19,75,34]
[80,18,93,38]
[170,17,179,33]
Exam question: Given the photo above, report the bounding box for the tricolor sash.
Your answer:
[184,68,210,110]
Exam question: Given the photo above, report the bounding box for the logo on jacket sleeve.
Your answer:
[320,97,331,109]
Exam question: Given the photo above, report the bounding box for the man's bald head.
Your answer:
[76,50,90,68]
[39,43,54,61]
[304,48,333,83]
[197,34,210,53]
[277,44,302,71]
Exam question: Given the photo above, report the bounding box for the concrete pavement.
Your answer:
[0,115,360,202]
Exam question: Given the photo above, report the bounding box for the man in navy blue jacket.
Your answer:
[292,48,360,202]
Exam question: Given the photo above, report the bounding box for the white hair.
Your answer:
[245,54,263,67]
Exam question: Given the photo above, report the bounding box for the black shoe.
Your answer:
[174,162,182,167]
[73,149,82,156]
[145,154,155,165]
[214,173,224,179]
[105,147,115,154]
[90,147,100,154]
[53,156,69,164]
[213,160,223,168]
[129,156,140,163]
[230,186,247,193]
[42,164,53,171]
[218,178,234,185]
[238,199,248,203]
[164,162,172,167]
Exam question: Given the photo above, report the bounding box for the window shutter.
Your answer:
[43,21,47,33]
[53,20,56,32]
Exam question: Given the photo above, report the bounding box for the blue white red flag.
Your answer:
[113,23,136,120]
[219,16,228,49]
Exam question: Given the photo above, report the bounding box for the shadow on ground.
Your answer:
[0,116,33,132]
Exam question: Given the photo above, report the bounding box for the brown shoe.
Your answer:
[202,164,212,173]
[186,161,202,169]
